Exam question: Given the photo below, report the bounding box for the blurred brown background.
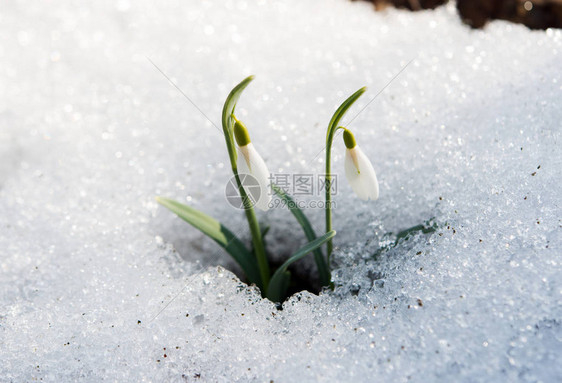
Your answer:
[360,0,562,29]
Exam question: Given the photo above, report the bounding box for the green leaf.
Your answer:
[394,218,438,244]
[271,184,331,287]
[372,218,439,260]
[221,75,255,166]
[267,230,336,303]
[156,197,262,288]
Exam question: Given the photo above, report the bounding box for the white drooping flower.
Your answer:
[234,120,271,211]
[342,128,379,201]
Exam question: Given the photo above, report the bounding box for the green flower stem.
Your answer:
[324,87,367,265]
[324,125,344,262]
[234,171,270,291]
[223,116,238,171]
[221,76,270,291]
[324,135,336,262]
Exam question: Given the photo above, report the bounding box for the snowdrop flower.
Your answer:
[233,119,271,211]
[342,128,379,201]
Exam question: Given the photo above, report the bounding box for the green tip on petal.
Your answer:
[234,120,252,147]
[342,128,357,149]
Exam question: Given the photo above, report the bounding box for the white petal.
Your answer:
[344,146,379,201]
[236,143,271,211]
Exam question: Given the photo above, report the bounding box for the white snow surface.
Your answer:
[1,0,561,381]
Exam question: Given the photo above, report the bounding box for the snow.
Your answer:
[1,0,561,381]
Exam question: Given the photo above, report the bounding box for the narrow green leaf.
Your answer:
[267,230,336,302]
[156,197,262,287]
[394,219,438,245]
[372,218,439,260]
[271,184,331,287]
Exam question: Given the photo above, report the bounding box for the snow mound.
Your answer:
[1,0,561,381]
